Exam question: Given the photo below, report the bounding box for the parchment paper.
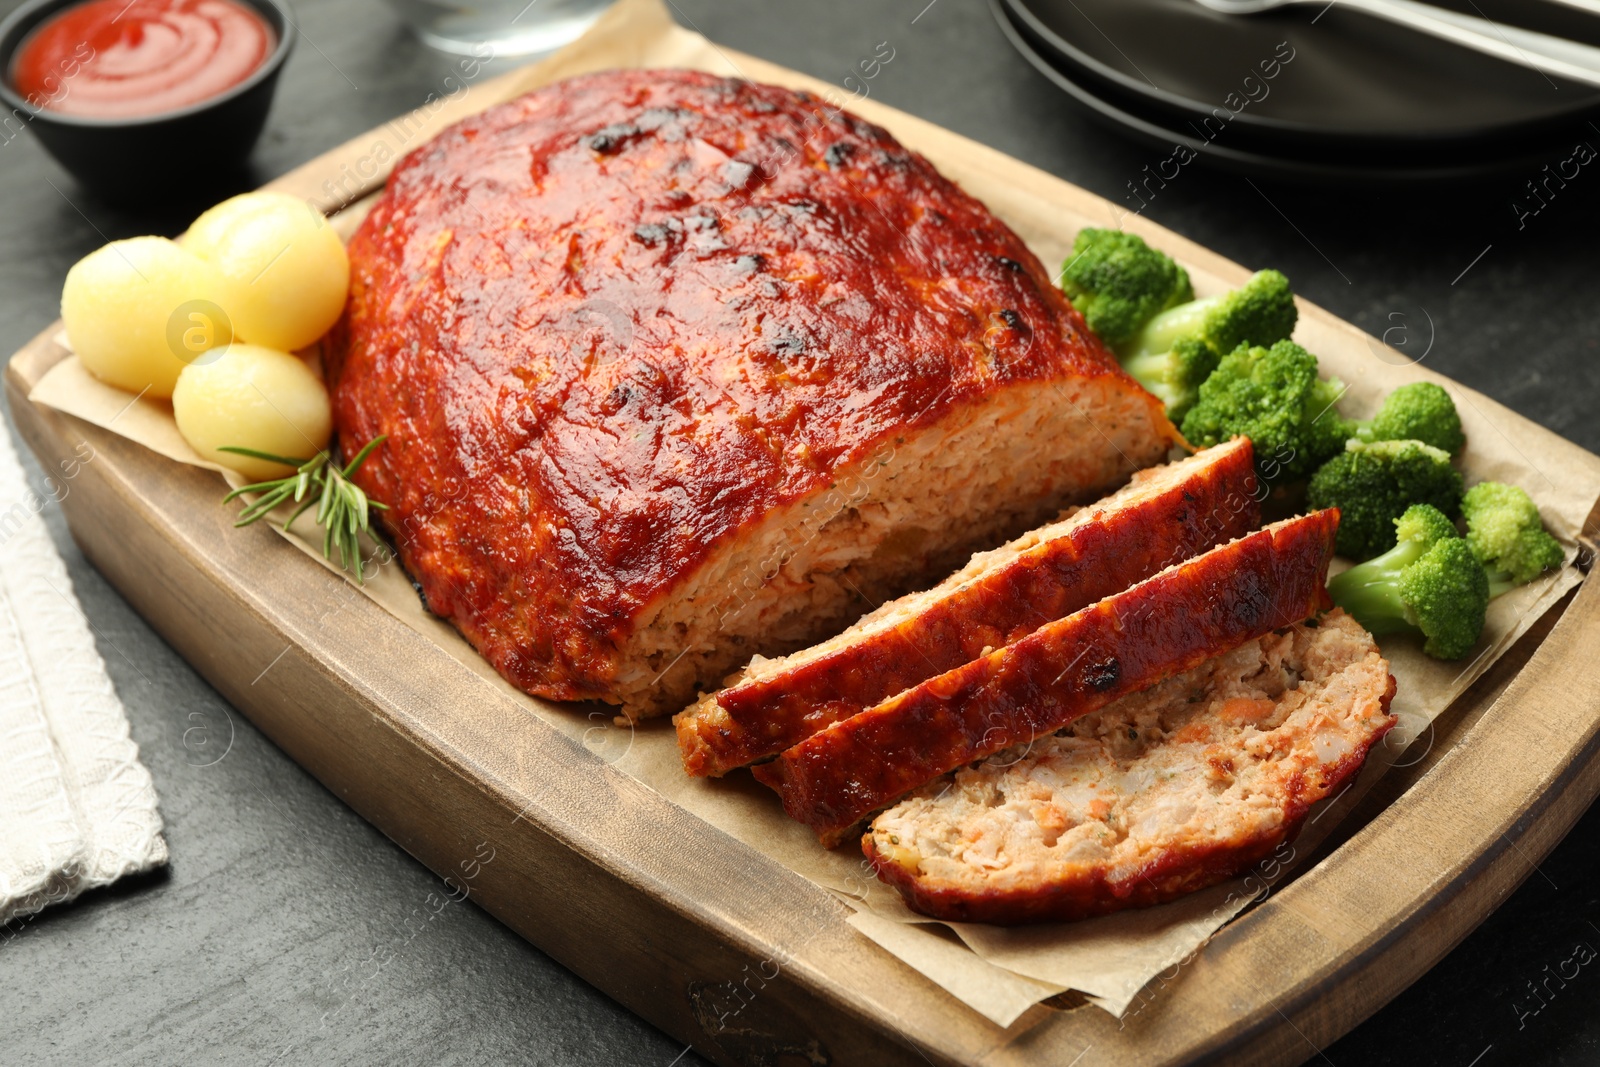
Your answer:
[24,0,1600,1027]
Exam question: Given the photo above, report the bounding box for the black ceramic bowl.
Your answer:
[0,0,295,201]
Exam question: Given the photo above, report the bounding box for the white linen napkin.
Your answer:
[0,420,166,926]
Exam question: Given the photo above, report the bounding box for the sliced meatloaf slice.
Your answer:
[676,438,1260,777]
[331,69,1181,720]
[753,510,1340,846]
[864,610,1396,924]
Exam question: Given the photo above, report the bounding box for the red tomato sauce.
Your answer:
[10,0,275,119]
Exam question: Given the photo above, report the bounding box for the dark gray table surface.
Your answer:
[3,2,1599,1064]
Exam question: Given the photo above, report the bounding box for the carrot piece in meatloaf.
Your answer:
[329,69,1180,721]
[752,509,1341,846]
[676,438,1260,777]
[864,610,1396,924]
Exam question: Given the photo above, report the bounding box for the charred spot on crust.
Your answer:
[1084,657,1121,692]
[633,222,671,246]
[602,383,633,414]
[409,573,434,615]
[996,256,1023,272]
[585,122,640,154]
[769,330,808,357]
[685,209,720,232]
[998,309,1024,331]
[824,141,856,168]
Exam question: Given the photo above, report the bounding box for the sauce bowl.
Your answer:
[0,0,296,201]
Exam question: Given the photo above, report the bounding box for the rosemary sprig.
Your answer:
[220,436,389,583]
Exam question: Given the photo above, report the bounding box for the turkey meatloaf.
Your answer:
[676,437,1260,777]
[755,509,1340,845]
[330,69,1179,718]
[864,610,1397,924]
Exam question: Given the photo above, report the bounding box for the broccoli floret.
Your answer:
[1179,339,1348,483]
[1060,228,1193,349]
[1307,438,1465,559]
[1127,268,1297,364]
[1328,504,1488,660]
[1328,491,1562,660]
[1461,481,1564,593]
[1058,236,1296,420]
[1120,338,1220,422]
[1348,382,1465,455]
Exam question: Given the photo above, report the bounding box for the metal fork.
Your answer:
[1195,0,1600,89]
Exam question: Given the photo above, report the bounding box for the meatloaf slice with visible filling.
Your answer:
[864,609,1396,924]
[676,437,1260,777]
[753,509,1340,846]
[330,69,1180,719]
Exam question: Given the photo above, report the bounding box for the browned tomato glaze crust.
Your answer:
[329,68,1151,705]
[752,509,1341,846]
[678,440,1261,777]
[862,675,1396,924]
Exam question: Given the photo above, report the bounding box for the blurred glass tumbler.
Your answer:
[384,0,613,56]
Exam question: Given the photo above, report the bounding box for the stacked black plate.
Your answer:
[993,0,1600,183]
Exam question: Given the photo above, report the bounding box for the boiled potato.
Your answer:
[173,344,332,480]
[61,237,234,398]
[185,192,348,352]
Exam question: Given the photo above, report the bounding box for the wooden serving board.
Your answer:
[12,3,1600,1063]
